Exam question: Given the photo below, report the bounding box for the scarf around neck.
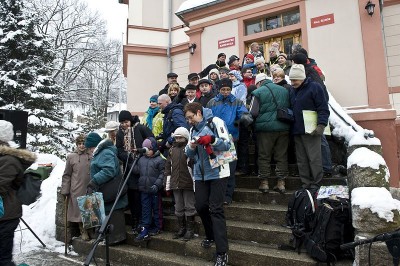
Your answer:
[146,107,159,130]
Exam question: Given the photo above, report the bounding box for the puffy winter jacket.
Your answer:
[134,152,165,193]
[164,141,193,190]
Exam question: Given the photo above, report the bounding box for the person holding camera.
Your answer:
[0,120,36,266]
[133,137,165,241]
[116,110,153,234]
[184,102,231,266]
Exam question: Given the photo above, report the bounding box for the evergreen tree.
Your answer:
[0,0,77,157]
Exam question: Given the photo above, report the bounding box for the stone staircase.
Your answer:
[72,173,353,266]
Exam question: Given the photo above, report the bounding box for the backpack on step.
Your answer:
[285,188,318,252]
[304,197,354,264]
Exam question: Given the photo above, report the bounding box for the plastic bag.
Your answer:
[77,192,106,229]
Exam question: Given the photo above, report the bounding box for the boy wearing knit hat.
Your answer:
[289,64,330,189]
[164,127,196,241]
[134,137,165,241]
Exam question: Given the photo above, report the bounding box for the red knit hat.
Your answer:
[246,54,254,61]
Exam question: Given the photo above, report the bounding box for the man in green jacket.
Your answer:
[249,73,291,193]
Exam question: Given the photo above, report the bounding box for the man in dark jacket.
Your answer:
[159,72,179,95]
[249,73,291,194]
[158,94,189,153]
[199,53,226,78]
[116,110,153,233]
[0,120,36,265]
[289,64,330,189]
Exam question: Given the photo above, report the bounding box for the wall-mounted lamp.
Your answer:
[188,43,197,55]
[365,1,375,16]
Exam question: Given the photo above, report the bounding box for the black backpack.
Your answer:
[303,197,354,264]
[17,171,42,205]
[285,188,318,252]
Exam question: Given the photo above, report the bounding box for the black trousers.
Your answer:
[195,178,228,254]
[0,218,19,266]
[127,189,142,228]
[237,126,249,172]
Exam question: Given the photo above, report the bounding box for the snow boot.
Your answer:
[273,179,286,194]
[135,227,149,242]
[258,179,269,193]
[183,215,195,241]
[173,216,186,239]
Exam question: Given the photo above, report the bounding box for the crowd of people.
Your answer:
[0,42,332,266]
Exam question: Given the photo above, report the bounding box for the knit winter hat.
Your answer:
[229,70,243,81]
[289,64,306,80]
[142,137,158,152]
[245,54,254,61]
[118,110,132,122]
[75,134,85,144]
[255,73,268,85]
[85,132,102,148]
[209,68,219,77]
[278,53,287,60]
[104,121,120,132]
[0,120,14,143]
[173,127,190,140]
[150,95,158,102]
[219,67,230,74]
[219,78,232,89]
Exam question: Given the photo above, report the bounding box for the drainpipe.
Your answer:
[167,0,172,72]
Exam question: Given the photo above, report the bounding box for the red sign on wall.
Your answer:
[311,13,335,28]
[218,37,235,49]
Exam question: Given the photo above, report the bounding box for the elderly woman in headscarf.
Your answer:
[142,95,163,137]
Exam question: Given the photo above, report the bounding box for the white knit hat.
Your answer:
[209,68,219,78]
[173,127,190,140]
[254,58,265,65]
[289,64,306,80]
[0,120,14,143]
[255,73,268,85]
[104,121,120,132]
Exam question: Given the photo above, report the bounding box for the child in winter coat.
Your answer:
[134,137,165,241]
[164,127,196,241]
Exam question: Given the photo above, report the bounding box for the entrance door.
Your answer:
[245,32,301,61]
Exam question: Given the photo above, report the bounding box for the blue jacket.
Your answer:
[232,80,247,104]
[134,151,165,193]
[290,78,330,135]
[161,103,188,145]
[206,93,248,140]
[90,139,128,212]
[243,62,257,75]
[185,108,231,181]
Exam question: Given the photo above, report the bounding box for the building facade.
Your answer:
[120,0,400,186]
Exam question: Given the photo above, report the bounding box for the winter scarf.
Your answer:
[146,107,159,130]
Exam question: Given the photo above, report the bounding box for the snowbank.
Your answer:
[176,0,218,13]
[352,187,400,222]
[13,154,66,254]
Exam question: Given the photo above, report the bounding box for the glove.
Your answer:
[150,185,159,194]
[311,124,325,136]
[240,113,254,128]
[86,181,97,194]
[197,135,215,145]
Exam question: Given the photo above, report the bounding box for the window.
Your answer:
[244,8,300,35]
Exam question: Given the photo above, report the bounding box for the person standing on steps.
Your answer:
[164,127,196,241]
[184,102,231,266]
[61,135,92,241]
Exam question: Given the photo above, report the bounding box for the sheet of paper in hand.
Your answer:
[302,110,331,135]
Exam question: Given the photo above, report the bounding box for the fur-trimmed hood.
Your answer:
[0,145,37,164]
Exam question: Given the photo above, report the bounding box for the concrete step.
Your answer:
[232,188,292,205]
[163,216,292,246]
[225,202,286,225]
[72,238,213,266]
[127,231,317,266]
[236,176,347,190]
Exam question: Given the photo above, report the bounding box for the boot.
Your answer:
[258,179,269,193]
[79,223,90,241]
[173,216,186,239]
[183,215,195,241]
[273,179,286,194]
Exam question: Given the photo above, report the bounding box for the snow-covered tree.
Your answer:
[0,0,78,157]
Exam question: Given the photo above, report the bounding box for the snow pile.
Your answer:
[13,154,66,254]
[347,147,390,182]
[176,0,218,13]
[352,187,400,222]
[328,92,381,146]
